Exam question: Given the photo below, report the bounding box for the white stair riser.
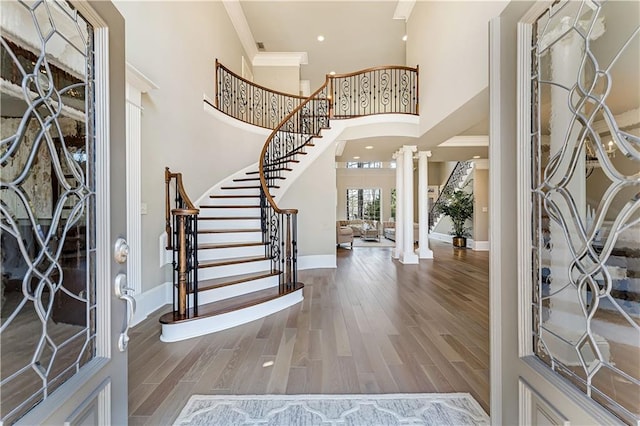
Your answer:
[204,197,261,206]
[219,188,260,196]
[198,260,272,280]
[198,231,263,244]
[188,274,279,305]
[198,219,261,231]
[198,244,266,261]
[160,289,303,342]
[199,207,261,218]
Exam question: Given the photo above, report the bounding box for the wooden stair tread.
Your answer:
[198,241,265,250]
[194,270,280,292]
[199,205,261,209]
[221,185,280,190]
[159,282,304,325]
[233,176,286,182]
[199,255,270,269]
[246,168,292,175]
[198,216,261,220]
[198,228,262,234]
[209,194,261,198]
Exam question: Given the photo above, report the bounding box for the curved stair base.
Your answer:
[160,286,303,342]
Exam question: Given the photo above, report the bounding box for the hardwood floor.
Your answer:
[127,241,490,425]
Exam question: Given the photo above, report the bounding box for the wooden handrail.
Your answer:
[258,77,330,214]
[330,64,418,79]
[216,59,308,100]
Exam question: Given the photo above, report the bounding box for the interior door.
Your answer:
[492,1,640,424]
[0,1,129,424]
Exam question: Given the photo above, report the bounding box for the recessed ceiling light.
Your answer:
[473,155,481,159]
[353,156,360,159]
[317,35,325,42]
[365,146,373,150]
[329,71,336,75]
[402,34,408,42]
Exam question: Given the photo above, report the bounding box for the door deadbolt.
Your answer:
[114,238,129,264]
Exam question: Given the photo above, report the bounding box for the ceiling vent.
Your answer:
[256,42,265,51]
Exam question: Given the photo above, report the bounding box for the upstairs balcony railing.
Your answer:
[214,59,308,129]
[164,167,199,320]
[429,160,473,229]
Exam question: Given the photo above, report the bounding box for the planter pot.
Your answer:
[452,237,467,248]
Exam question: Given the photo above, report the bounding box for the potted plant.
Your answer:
[436,189,474,248]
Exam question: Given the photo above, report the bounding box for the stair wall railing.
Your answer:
[429,160,473,228]
[165,167,199,319]
[214,59,309,130]
[257,65,419,291]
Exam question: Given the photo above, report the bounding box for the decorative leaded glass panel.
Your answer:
[531,1,640,423]
[1,1,95,423]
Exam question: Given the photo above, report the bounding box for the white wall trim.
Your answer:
[298,254,336,270]
[253,52,308,67]
[516,21,533,358]
[221,0,258,61]
[131,282,172,327]
[438,135,489,147]
[125,63,157,297]
[488,16,503,425]
[473,240,490,251]
[393,0,416,21]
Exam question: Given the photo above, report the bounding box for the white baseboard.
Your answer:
[131,282,171,327]
[473,240,490,251]
[298,254,336,270]
[429,232,476,249]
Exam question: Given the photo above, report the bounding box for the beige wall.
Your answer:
[406,1,507,136]
[253,66,301,95]
[473,169,489,242]
[336,167,396,222]
[280,147,336,256]
[114,1,259,292]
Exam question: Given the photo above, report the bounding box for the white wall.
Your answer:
[279,146,336,256]
[473,168,489,242]
[407,1,508,136]
[336,167,396,222]
[113,1,260,292]
[253,66,300,95]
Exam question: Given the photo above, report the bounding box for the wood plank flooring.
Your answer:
[128,241,490,425]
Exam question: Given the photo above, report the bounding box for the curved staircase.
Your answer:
[160,64,419,342]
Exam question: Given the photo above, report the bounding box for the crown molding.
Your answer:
[394,0,416,21]
[126,62,158,93]
[438,135,489,147]
[222,0,258,60]
[253,52,308,67]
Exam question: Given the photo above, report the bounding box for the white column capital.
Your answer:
[417,150,432,159]
[402,145,417,153]
[392,149,402,160]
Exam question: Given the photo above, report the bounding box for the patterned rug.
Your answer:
[173,393,489,425]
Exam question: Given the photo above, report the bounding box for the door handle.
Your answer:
[114,273,136,351]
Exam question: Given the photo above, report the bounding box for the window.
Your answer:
[346,188,381,221]
[345,161,382,169]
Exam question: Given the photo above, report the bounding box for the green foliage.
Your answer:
[436,190,474,238]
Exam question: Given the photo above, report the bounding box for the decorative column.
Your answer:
[401,145,418,264]
[417,151,433,259]
[393,149,404,259]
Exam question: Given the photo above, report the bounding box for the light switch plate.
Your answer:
[482,207,488,213]
[141,203,148,215]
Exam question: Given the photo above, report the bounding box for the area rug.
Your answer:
[173,393,489,425]
[352,238,395,248]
